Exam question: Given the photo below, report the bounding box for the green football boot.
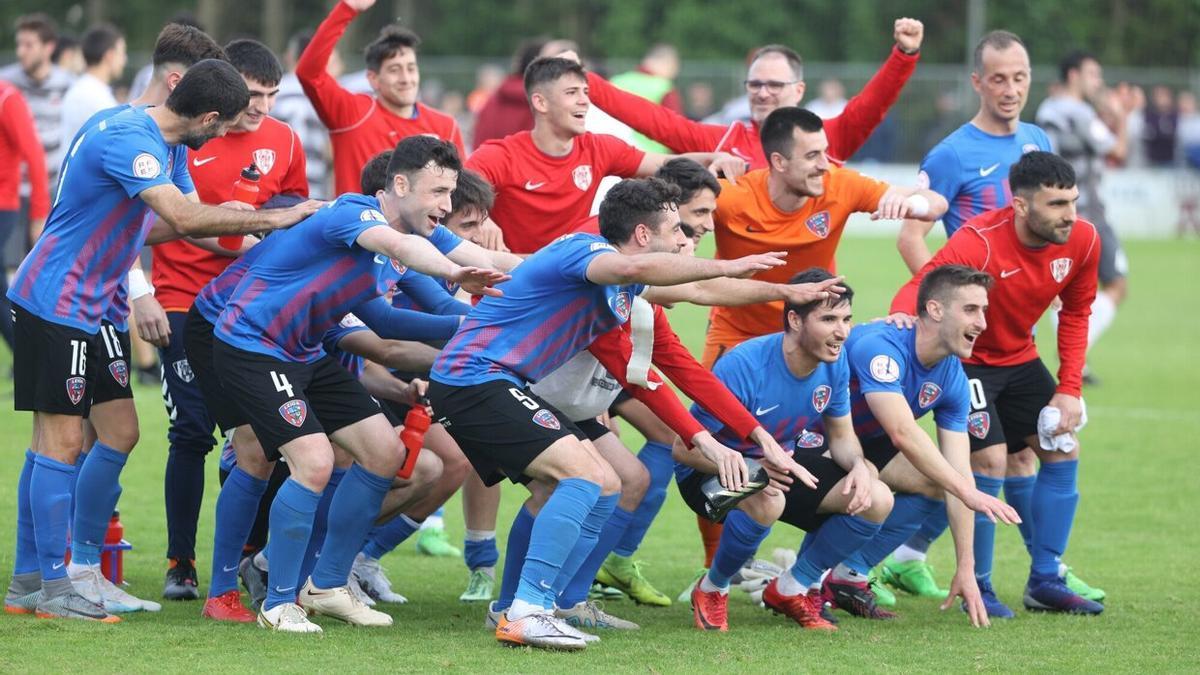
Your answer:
[869,566,897,608]
[596,554,671,607]
[416,527,461,558]
[459,568,495,603]
[880,555,950,599]
[1062,566,1106,603]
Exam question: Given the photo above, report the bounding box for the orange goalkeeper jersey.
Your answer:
[704,167,889,363]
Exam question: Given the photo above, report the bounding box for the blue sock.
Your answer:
[972,474,1004,582]
[1004,475,1037,554]
[362,514,420,561]
[70,452,86,533]
[790,515,882,587]
[495,506,534,612]
[311,464,393,590]
[464,537,499,570]
[798,529,816,558]
[548,493,616,607]
[71,442,128,566]
[558,501,630,608]
[514,478,600,608]
[208,467,269,597]
[846,494,942,574]
[613,441,674,556]
[263,478,322,611]
[29,454,76,581]
[707,510,770,589]
[298,467,346,585]
[904,504,949,554]
[1030,460,1079,579]
[14,450,38,575]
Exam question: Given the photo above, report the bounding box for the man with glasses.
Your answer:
[576,19,924,169]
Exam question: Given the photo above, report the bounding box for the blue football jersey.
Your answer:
[322,313,371,379]
[845,322,969,439]
[678,332,850,481]
[431,233,643,388]
[920,122,1051,236]
[214,194,463,362]
[10,107,181,332]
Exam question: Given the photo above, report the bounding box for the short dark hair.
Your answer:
[167,11,205,31]
[81,24,123,67]
[973,30,1025,74]
[1059,49,1098,83]
[15,13,57,44]
[165,59,250,121]
[51,33,79,65]
[598,177,681,245]
[524,56,586,99]
[385,136,462,188]
[365,25,421,72]
[152,23,226,71]
[450,169,495,217]
[750,44,803,80]
[760,107,824,161]
[513,36,549,76]
[225,39,282,87]
[655,158,721,204]
[916,265,993,318]
[784,267,852,330]
[361,150,392,194]
[1009,151,1076,195]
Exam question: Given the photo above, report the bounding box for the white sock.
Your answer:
[698,573,728,594]
[465,529,496,542]
[774,570,806,596]
[832,563,867,583]
[1088,292,1117,348]
[507,598,545,620]
[891,544,927,564]
[420,514,445,531]
[253,550,269,572]
[66,560,96,574]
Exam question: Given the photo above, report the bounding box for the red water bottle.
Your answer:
[100,511,127,584]
[397,404,431,479]
[220,163,260,250]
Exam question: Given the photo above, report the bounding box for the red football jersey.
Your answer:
[466,131,644,253]
[891,205,1100,397]
[297,0,465,196]
[152,116,308,311]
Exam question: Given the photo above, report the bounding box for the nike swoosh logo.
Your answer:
[274,586,295,594]
[539,580,553,590]
[192,157,217,167]
[223,565,238,572]
[979,163,1000,177]
[1000,268,1021,278]
[373,254,388,265]
[524,180,546,190]
[755,404,781,416]
[52,561,65,570]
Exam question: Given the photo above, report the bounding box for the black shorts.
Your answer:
[429,378,586,487]
[574,417,613,442]
[183,306,245,434]
[89,321,134,407]
[676,454,845,531]
[608,389,633,416]
[861,433,902,471]
[963,359,1057,453]
[13,304,99,416]
[213,338,382,461]
[378,398,404,427]
[1095,219,1128,285]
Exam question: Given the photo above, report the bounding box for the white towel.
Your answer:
[1037,400,1088,453]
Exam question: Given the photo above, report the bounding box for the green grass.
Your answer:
[0,237,1197,673]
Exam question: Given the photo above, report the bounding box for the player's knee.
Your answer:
[103,424,140,454]
[739,489,784,525]
[619,461,650,504]
[411,449,444,487]
[597,459,621,496]
[292,455,334,492]
[970,445,1007,477]
[1006,448,1037,476]
[436,447,470,487]
[863,481,894,523]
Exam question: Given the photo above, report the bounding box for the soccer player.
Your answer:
[210,136,504,633]
[428,177,791,650]
[297,0,465,196]
[466,56,742,254]
[1037,51,1129,383]
[0,82,49,352]
[890,151,1105,615]
[155,38,310,603]
[3,59,319,622]
[574,19,923,169]
[59,23,126,151]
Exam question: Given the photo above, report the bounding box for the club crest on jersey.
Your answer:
[253,148,276,175]
[918,381,942,408]
[390,258,407,275]
[806,211,831,238]
[532,409,561,430]
[812,385,831,413]
[968,411,990,439]
[1050,257,1072,283]
[109,359,129,388]
[279,399,308,428]
[1022,143,1040,154]
[794,429,825,449]
[173,359,194,383]
[65,377,86,405]
[869,355,900,383]
[572,165,593,191]
[132,153,161,179]
[609,291,632,321]
[360,208,387,223]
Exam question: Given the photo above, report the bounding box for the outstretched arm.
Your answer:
[296,0,372,129]
[140,184,321,238]
[585,250,785,287]
[356,225,509,296]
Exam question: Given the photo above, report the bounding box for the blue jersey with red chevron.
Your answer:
[215,193,463,363]
[322,313,371,378]
[431,233,642,388]
[690,332,850,464]
[193,237,272,325]
[920,122,1050,236]
[9,106,183,332]
[846,322,969,439]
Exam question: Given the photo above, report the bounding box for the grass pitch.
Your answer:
[0,236,1196,673]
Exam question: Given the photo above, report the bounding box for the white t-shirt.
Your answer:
[61,73,117,154]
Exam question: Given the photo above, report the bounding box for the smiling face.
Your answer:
[387,163,458,236]
[233,76,279,133]
[369,47,420,111]
[788,299,852,363]
[972,42,1030,127]
[677,187,717,239]
[636,205,686,255]
[1016,184,1079,245]
[532,72,589,136]
[745,53,805,124]
[772,127,830,198]
[443,205,486,243]
[931,284,989,359]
